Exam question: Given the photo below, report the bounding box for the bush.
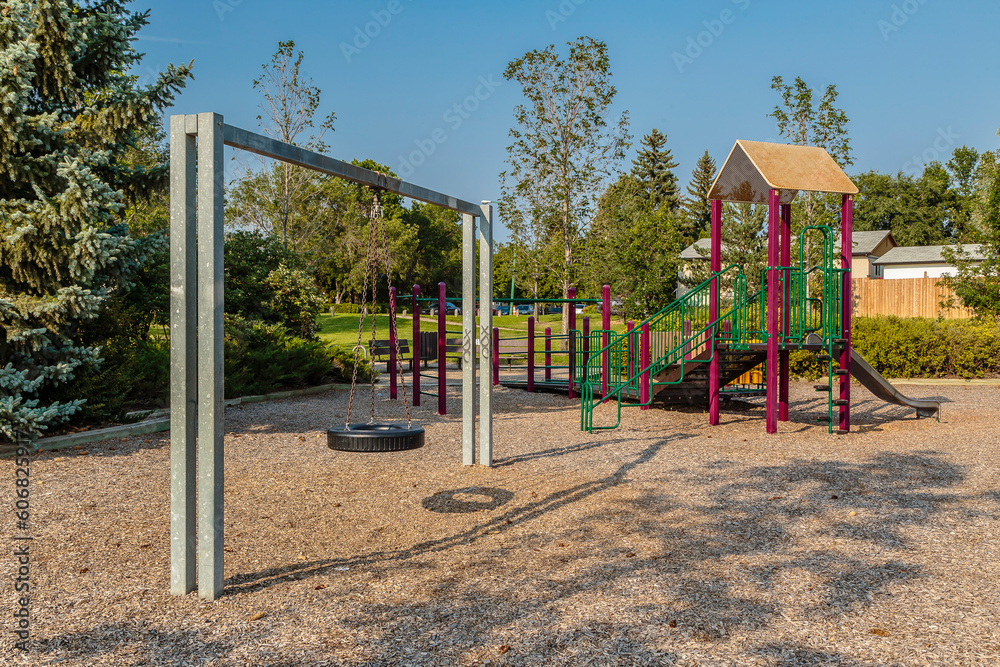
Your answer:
[767,317,1000,381]
[853,316,1000,378]
[47,337,170,427]
[266,264,325,339]
[225,231,324,335]
[224,316,372,398]
[330,303,386,315]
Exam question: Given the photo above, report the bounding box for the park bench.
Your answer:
[497,339,530,370]
[369,339,412,370]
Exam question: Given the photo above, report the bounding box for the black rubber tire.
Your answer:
[327,423,425,453]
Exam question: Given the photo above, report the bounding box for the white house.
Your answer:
[871,244,987,279]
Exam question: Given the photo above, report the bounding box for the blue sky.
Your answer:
[137,0,1000,241]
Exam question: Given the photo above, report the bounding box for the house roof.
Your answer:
[680,238,727,260]
[848,230,895,256]
[832,230,896,256]
[872,244,987,266]
[709,140,859,205]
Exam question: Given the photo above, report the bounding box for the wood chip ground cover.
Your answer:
[2,380,999,666]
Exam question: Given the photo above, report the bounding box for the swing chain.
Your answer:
[373,186,412,428]
[345,187,380,429]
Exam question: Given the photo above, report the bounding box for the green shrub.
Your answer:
[266,264,325,339]
[224,316,372,398]
[853,316,1000,378]
[330,302,386,315]
[47,337,170,427]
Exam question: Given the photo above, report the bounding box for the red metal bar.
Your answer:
[412,284,420,407]
[438,282,446,415]
[492,327,500,387]
[544,326,552,382]
[640,323,650,411]
[840,194,853,433]
[779,203,791,422]
[766,190,780,434]
[567,287,577,399]
[602,284,610,398]
[708,198,722,426]
[582,316,590,370]
[527,316,535,393]
[389,286,397,400]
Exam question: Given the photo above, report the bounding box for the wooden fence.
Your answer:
[852,277,975,319]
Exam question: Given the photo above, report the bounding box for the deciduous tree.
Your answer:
[500,36,630,335]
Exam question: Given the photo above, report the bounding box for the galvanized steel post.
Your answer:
[478,203,494,466]
[462,214,476,465]
[169,114,197,596]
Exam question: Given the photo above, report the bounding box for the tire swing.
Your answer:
[328,183,425,453]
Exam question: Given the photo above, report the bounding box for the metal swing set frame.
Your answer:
[168,112,494,601]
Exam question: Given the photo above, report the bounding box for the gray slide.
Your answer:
[849,350,941,419]
[805,334,941,419]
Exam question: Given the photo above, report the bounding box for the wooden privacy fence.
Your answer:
[852,277,975,319]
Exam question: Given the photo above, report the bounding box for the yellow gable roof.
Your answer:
[709,140,858,204]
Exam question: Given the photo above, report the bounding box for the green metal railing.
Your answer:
[579,265,753,432]
[578,224,849,434]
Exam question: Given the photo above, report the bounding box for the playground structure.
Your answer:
[167,113,496,600]
[574,140,941,433]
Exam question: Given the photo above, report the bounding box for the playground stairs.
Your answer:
[649,348,766,405]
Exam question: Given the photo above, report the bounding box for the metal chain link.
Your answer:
[373,183,412,428]
[345,193,379,429]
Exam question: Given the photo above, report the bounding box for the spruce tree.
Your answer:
[680,150,717,246]
[0,0,191,445]
[630,128,680,210]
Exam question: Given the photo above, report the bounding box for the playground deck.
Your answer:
[5,380,997,666]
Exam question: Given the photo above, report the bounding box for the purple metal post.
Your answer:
[840,195,853,433]
[602,284,610,398]
[640,323,651,411]
[527,316,535,393]
[708,199,722,426]
[389,286,397,400]
[779,204,791,422]
[492,327,500,387]
[437,282,446,416]
[544,327,552,382]
[582,316,590,371]
[412,285,420,407]
[626,320,635,380]
[766,190,780,434]
[567,287,577,399]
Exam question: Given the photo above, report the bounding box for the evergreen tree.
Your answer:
[587,173,681,320]
[680,151,717,245]
[685,202,767,294]
[0,0,191,445]
[630,128,680,210]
